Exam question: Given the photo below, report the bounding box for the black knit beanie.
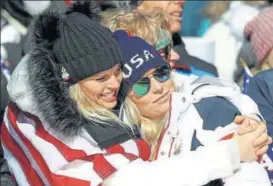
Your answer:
[52,12,122,84]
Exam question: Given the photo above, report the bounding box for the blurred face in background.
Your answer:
[137,1,185,33]
[155,30,180,68]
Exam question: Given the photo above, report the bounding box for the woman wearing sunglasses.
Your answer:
[114,30,271,186]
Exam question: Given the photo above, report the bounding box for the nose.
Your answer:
[107,75,120,89]
[150,77,163,94]
[169,49,180,68]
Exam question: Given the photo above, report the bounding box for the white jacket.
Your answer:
[156,77,270,185]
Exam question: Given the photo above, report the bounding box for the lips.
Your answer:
[101,91,117,103]
[153,91,170,103]
[170,11,182,22]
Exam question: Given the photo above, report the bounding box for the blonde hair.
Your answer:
[69,83,125,127]
[101,8,171,47]
[123,97,167,160]
[122,76,176,160]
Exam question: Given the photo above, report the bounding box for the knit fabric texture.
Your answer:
[244,7,273,64]
[52,12,122,83]
[114,30,168,98]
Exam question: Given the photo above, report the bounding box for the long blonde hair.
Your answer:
[69,83,125,127]
[101,8,171,47]
[122,97,167,160]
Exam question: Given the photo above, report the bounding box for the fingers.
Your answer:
[234,115,245,124]
[255,145,269,157]
[267,137,273,145]
[253,132,269,147]
[234,115,260,126]
[252,123,267,138]
[237,121,258,135]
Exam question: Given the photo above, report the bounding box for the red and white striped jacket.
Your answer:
[2,103,150,186]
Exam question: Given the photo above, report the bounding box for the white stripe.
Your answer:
[5,109,105,183]
[2,145,30,186]
[56,159,102,184]
[39,119,104,156]
[15,111,102,182]
[16,111,69,172]
[120,140,139,156]
[104,154,131,170]
[4,111,51,186]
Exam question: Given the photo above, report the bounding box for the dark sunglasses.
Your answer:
[132,64,171,97]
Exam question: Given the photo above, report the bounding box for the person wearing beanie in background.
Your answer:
[96,0,218,77]
[115,30,272,186]
[244,6,273,73]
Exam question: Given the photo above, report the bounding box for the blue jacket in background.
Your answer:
[246,69,273,184]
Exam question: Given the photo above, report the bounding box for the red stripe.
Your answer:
[155,95,173,160]
[1,124,44,186]
[25,112,87,162]
[7,103,91,186]
[106,144,125,154]
[220,133,234,141]
[86,155,117,180]
[122,153,138,161]
[135,139,150,161]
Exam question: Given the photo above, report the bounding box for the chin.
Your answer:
[170,24,182,33]
[100,101,117,110]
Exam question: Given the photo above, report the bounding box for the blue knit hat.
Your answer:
[114,30,168,98]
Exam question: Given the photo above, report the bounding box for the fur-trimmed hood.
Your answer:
[7,1,135,148]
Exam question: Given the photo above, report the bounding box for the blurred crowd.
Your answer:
[1,1,273,186]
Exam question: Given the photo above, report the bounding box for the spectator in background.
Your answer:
[0,0,68,122]
[181,1,209,37]
[202,1,267,81]
[97,1,219,78]
[235,5,273,84]
[243,7,273,184]
[243,6,273,73]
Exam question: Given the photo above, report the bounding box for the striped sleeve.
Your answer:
[1,103,150,186]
